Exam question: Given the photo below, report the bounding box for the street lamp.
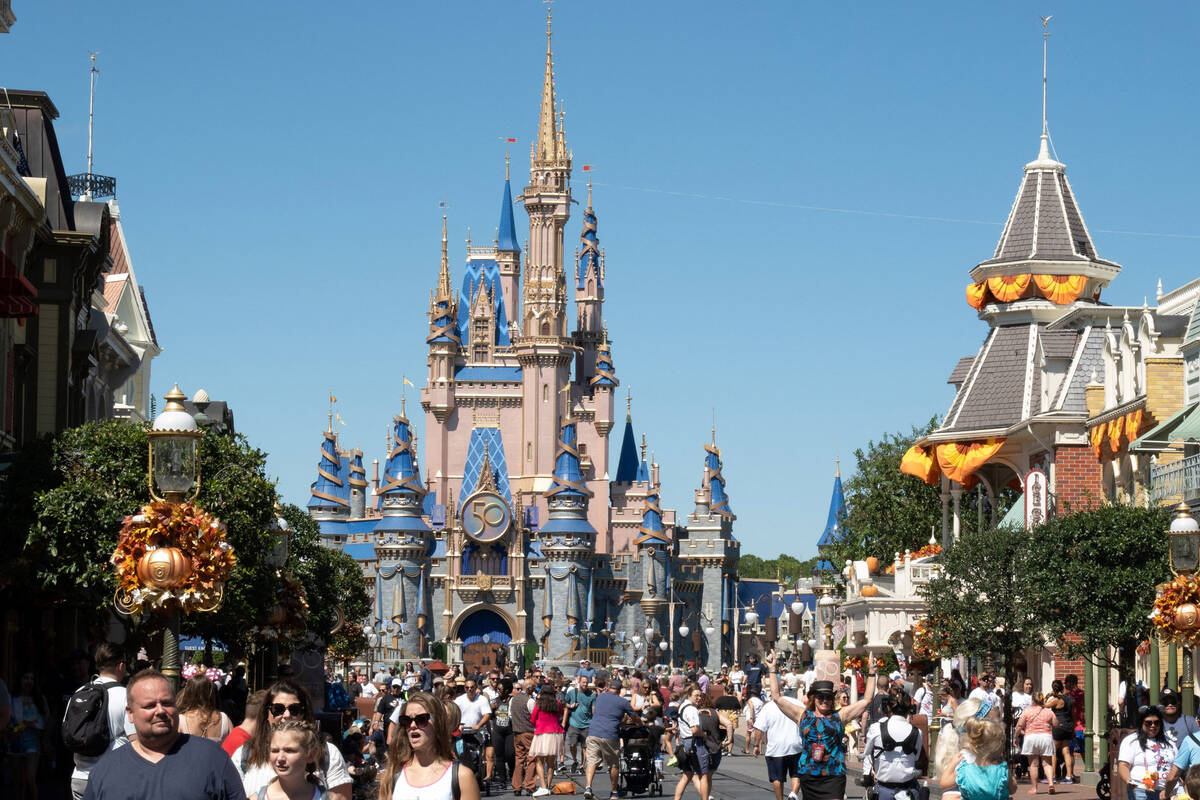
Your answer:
[148,384,203,503]
[1170,502,1200,575]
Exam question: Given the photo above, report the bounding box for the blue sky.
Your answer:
[5,2,1199,559]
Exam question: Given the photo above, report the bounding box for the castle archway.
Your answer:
[452,605,514,677]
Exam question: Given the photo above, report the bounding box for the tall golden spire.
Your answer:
[437,214,452,298]
[535,7,561,165]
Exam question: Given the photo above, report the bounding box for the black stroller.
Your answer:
[618,725,663,797]
[456,729,491,797]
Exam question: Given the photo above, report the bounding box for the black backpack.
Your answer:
[879,719,921,756]
[61,679,111,757]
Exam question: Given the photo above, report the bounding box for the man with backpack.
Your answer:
[65,643,133,800]
[862,691,924,800]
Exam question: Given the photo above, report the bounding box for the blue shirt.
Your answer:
[566,688,596,729]
[797,710,846,777]
[1174,733,1200,769]
[588,692,634,741]
[82,734,244,800]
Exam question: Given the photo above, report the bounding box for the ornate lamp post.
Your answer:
[114,385,232,692]
[1170,502,1200,715]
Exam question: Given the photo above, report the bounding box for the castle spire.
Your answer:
[703,437,735,521]
[427,215,461,345]
[438,214,452,297]
[615,392,639,483]
[535,7,561,166]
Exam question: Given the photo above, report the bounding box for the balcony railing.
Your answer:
[1151,453,1200,504]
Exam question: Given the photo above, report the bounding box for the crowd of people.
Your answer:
[21,641,1200,800]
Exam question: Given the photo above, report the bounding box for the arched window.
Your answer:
[543,384,549,402]
[541,321,551,336]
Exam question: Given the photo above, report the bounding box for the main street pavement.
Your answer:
[478,736,1101,800]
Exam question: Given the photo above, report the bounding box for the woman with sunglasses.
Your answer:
[1118,705,1178,800]
[382,690,479,800]
[766,650,877,800]
[232,678,354,800]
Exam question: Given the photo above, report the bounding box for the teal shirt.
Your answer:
[955,761,1009,800]
[567,688,596,729]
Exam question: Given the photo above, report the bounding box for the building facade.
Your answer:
[309,15,740,674]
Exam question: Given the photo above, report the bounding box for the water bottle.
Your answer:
[654,755,665,774]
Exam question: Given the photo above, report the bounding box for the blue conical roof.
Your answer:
[704,442,734,520]
[308,430,349,510]
[615,413,639,483]
[380,414,425,499]
[547,420,591,499]
[498,178,520,253]
[816,472,847,548]
[577,197,600,289]
[635,487,667,544]
[590,334,618,387]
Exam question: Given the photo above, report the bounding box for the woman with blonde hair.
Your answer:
[381,690,479,800]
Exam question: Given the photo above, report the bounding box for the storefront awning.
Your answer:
[1129,402,1200,453]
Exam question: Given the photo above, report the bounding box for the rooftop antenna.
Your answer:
[67,52,116,199]
[87,52,98,182]
[1040,16,1052,139]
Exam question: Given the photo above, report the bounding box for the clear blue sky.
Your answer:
[5,2,1199,559]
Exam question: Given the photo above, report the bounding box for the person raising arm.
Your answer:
[766,651,876,726]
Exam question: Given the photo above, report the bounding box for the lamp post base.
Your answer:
[162,612,181,693]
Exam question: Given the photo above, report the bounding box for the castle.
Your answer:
[308,13,740,674]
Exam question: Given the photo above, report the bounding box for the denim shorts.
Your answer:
[1128,787,1161,800]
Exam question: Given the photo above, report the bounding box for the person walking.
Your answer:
[1118,705,1178,800]
[565,675,596,774]
[583,676,634,800]
[10,671,49,800]
[672,686,710,800]
[510,678,537,796]
[755,695,803,800]
[1014,692,1057,794]
[380,689,480,800]
[529,683,565,797]
[67,643,133,800]
[766,651,877,800]
[176,674,232,743]
[455,678,494,785]
[81,669,243,799]
[862,692,923,800]
[1046,680,1076,784]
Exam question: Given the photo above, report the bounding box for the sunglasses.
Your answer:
[815,693,836,702]
[399,713,433,728]
[268,703,306,717]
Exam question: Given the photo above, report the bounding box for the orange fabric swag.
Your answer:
[966,282,990,311]
[1034,274,1087,305]
[935,439,1005,484]
[1089,423,1106,458]
[987,274,1031,303]
[900,445,940,485]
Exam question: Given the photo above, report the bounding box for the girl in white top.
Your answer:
[250,719,327,800]
[176,674,233,742]
[383,690,479,800]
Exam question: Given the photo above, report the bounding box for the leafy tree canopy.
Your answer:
[739,553,819,584]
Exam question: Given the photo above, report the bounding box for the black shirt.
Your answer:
[744,664,764,690]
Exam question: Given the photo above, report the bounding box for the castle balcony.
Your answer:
[455,574,515,604]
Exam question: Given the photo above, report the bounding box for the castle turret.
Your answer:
[496,164,521,327]
[348,449,368,518]
[574,179,604,381]
[589,329,617,438]
[376,404,432,657]
[539,417,595,660]
[815,462,847,572]
[424,216,459,423]
[308,426,349,521]
[614,396,639,484]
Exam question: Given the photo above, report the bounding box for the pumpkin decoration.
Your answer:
[1152,574,1200,647]
[865,556,880,574]
[136,547,191,588]
[1176,603,1200,631]
[861,584,880,598]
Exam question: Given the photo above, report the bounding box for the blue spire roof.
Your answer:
[635,443,650,484]
[546,420,592,499]
[816,471,847,548]
[380,414,425,499]
[456,257,511,348]
[704,441,734,520]
[635,487,667,544]
[577,189,600,289]
[498,177,520,253]
[615,408,639,483]
[590,332,618,387]
[349,450,368,493]
[308,430,349,510]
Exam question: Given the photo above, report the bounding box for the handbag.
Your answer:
[552,781,577,794]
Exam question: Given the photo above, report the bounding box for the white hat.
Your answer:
[889,671,903,681]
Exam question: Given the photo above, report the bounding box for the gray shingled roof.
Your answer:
[947,356,975,386]
[941,325,1034,433]
[1057,326,1103,413]
[978,149,1119,271]
[1040,330,1079,359]
[1159,313,1189,340]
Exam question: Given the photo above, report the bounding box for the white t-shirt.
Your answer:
[482,686,500,708]
[1010,691,1032,719]
[753,701,802,757]
[728,669,745,693]
[362,682,379,698]
[70,677,134,781]
[678,701,700,741]
[968,687,1000,708]
[745,695,764,721]
[913,685,935,719]
[1118,732,1175,790]
[863,716,923,784]
[454,693,493,730]
[235,740,351,797]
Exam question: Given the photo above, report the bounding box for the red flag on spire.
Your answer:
[582,165,591,171]
[507,138,517,143]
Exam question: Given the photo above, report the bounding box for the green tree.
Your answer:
[831,416,1017,571]
[737,553,819,583]
[1024,503,1170,716]
[283,503,370,655]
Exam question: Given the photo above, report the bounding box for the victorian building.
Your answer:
[309,14,740,674]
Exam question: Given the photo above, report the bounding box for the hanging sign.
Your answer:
[1024,469,1048,528]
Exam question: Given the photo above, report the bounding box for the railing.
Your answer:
[1151,454,1200,504]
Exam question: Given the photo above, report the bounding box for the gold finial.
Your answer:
[587,175,592,207]
[626,388,632,421]
[835,454,840,478]
[505,150,511,180]
[711,406,717,446]
[163,383,187,412]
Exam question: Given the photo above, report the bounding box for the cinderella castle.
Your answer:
[307,13,740,675]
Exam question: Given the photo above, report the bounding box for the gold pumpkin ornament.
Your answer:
[1176,603,1200,630]
[136,547,192,589]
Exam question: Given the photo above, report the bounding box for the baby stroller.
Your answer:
[456,729,491,797]
[618,725,663,797]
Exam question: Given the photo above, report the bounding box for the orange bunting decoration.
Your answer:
[1125,409,1144,441]
[966,282,990,310]
[987,274,1031,303]
[1034,274,1088,305]
[900,444,940,485]
[1108,417,1125,453]
[935,439,1005,484]
[1089,424,1105,458]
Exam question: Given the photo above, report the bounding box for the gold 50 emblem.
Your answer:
[463,491,511,542]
